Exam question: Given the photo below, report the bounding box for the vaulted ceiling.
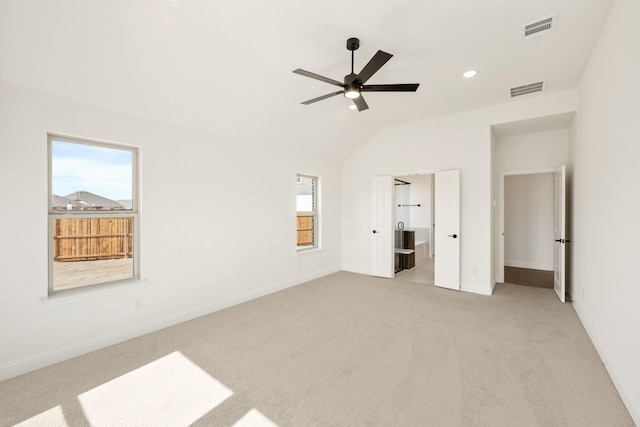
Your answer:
[0,0,613,160]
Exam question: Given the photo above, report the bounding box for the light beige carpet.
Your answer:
[0,272,634,426]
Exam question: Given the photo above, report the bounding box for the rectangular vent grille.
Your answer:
[510,81,544,97]
[524,15,557,39]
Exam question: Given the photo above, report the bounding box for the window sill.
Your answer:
[44,277,148,302]
[297,247,322,255]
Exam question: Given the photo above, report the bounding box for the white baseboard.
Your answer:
[504,260,553,271]
[573,301,640,426]
[0,266,340,382]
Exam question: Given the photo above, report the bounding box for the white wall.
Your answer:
[496,129,569,172]
[341,90,578,296]
[0,82,342,380]
[396,174,431,230]
[504,174,554,270]
[394,182,411,228]
[409,175,431,230]
[568,0,640,423]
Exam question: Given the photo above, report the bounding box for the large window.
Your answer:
[296,174,319,251]
[48,134,139,294]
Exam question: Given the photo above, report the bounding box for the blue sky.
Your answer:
[52,140,133,201]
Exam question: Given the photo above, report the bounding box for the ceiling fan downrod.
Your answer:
[347,37,359,77]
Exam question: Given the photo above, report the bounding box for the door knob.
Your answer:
[372,230,378,234]
[447,234,458,239]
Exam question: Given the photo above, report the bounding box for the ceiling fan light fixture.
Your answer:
[344,87,361,99]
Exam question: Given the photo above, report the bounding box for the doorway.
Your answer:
[371,170,460,290]
[393,174,434,286]
[503,172,555,289]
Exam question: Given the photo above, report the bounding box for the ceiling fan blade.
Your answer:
[353,95,369,111]
[293,69,344,87]
[301,91,343,105]
[362,83,420,92]
[354,50,393,84]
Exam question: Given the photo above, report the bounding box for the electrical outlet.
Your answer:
[134,296,143,310]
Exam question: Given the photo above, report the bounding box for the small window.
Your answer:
[296,174,319,251]
[48,134,139,294]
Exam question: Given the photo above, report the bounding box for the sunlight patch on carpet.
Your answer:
[232,408,279,427]
[78,351,232,426]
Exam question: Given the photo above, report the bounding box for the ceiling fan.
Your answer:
[293,37,419,112]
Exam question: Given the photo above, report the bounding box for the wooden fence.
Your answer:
[56,215,307,260]
[53,217,133,262]
[297,214,314,246]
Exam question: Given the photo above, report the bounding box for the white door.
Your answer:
[430,178,435,258]
[371,176,394,278]
[435,170,460,290]
[553,165,567,302]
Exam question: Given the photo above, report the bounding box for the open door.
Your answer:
[553,165,567,302]
[434,170,460,290]
[371,176,394,278]
[430,178,435,258]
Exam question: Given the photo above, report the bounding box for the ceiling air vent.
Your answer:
[510,81,544,98]
[523,14,557,39]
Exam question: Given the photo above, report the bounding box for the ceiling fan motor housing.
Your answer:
[346,37,360,51]
[344,73,360,86]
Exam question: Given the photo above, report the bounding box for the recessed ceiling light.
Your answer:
[349,105,357,110]
[463,70,477,78]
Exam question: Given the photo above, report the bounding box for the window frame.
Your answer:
[47,133,140,295]
[296,173,320,252]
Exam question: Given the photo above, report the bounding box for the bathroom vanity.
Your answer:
[394,229,415,272]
